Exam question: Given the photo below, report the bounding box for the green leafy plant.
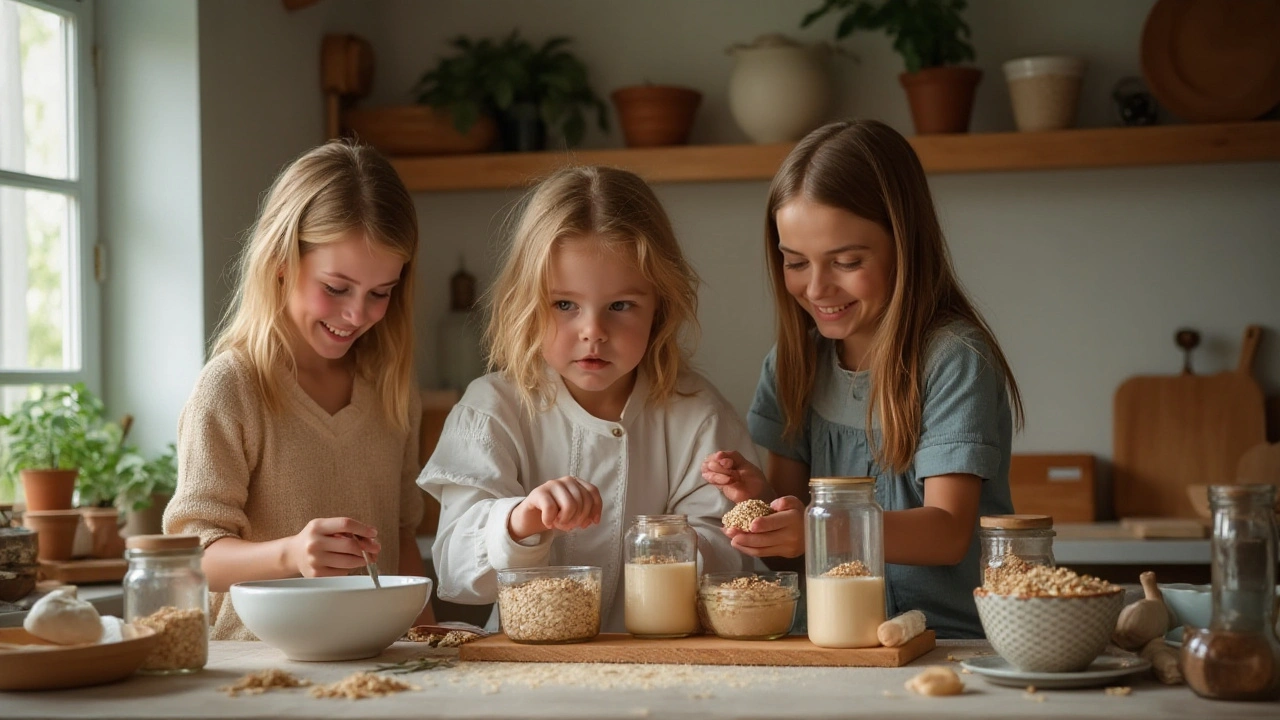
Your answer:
[0,384,110,474]
[801,0,975,74]
[413,31,608,147]
[118,443,178,512]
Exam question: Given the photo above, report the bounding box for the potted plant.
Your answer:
[414,31,608,152]
[0,384,109,511]
[119,443,178,537]
[801,0,980,134]
[610,83,703,148]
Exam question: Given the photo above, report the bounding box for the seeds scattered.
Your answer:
[823,561,871,578]
[722,500,773,532]
[219,669,310,697]
[309,672,418,699]
[1105,686,1132,696]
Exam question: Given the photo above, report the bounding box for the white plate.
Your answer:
[961,654,1151,689]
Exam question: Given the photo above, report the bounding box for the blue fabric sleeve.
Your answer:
[746,347,810,465]
[913,332,1008,483]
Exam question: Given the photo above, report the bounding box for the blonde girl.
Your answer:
[165,141,431,640]
[702,119,1023,638]
[420,165,755,632]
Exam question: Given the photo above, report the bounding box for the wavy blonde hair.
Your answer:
[486,165,699,412]
[765,119,1023,473]
[212,140,418,431]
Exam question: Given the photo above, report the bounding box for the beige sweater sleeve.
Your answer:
[164,353,261,548]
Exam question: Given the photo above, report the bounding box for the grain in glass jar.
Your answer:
[805,477,885,648]
[623,514,698,638]
[979,514,1055,588]
[123,534,208,674]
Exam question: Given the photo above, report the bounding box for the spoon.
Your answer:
[362,549,381,589]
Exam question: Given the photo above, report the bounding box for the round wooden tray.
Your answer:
[1140,0,1280,122]
[0,624,158,691]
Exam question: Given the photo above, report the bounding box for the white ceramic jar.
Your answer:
[1003,56,1087,132]
[727,34,832,144]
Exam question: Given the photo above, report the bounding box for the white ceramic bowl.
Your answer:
[1161,582,1280,634]
[974,589,1125,672]
[230,576,430,661]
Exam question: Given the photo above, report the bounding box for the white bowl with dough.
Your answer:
[230,576,430,661]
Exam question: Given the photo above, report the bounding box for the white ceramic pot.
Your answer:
[727,34,832,144]
[1003,55,1087,132]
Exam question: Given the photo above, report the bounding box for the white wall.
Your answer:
[98,0,206,453]
[108,0,1280,468]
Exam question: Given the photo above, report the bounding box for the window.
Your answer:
[0,0,98,411]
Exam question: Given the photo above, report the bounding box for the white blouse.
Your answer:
[419,369,759,632]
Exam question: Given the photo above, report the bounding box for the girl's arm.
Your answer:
[884,473,983,565]
[201,517,381,592]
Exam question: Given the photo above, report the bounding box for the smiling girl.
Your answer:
[164,141,431,640]
[420,166,755,632]
[701,119,1024,638]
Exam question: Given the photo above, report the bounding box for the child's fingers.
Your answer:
[770,496,805,513]
[749,507,803,534]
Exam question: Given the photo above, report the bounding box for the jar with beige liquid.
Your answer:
[805,478,885,648]
[623,515,699,638]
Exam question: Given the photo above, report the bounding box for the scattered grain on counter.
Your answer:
[1105,686,1132,696]
[721,500,773,532]
[904,666,964,696]
[133,606,207,671]
[822,561,871,578]
[437,630,479,648]
[219,669,310,697]
[498,575,601,643]
[977,562,1119,598]
[401,626,481,648]
[446,662,783,693]
[309,672,418,700]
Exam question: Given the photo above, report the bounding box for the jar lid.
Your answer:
[125,534,200,551]
[980,514,1053,529]
[809,477,874,486]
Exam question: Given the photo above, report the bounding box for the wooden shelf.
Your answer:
[391,121,1280,192]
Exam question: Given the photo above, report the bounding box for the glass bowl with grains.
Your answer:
[697,571,799,641]
[496,566,602,645]
[974,557,1125,673]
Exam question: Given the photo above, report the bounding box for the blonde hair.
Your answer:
[212,140,419,431]
[765,119,1023,473]
[486,165,699,412]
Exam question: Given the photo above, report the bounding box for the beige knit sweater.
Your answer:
[164,352,423,640]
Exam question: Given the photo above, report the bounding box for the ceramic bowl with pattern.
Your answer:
[974,588,1126,672]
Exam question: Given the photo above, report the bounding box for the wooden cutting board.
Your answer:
[1009,454,1096,522]
[459,631,936,668]
[1113,326,1267,518]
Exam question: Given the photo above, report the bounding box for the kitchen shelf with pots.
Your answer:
[390,121,1280,192]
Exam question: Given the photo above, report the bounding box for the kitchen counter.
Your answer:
[3,639,1275,719]
[1053,523,1210,565]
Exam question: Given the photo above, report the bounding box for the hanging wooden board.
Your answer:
[459,631,935,668]
[1113,326,1267,518]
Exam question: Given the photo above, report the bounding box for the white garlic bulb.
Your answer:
[23,587,103,645]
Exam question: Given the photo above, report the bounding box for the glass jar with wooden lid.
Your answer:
[979,514,1055,586]
[805,477,884,648]
[123,534,208,674]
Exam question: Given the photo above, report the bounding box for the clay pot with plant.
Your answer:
[802,0,981,134]
[118,443,178,537]
[414,31,608,152]
[610,83,702,147]
[0,384,110,511]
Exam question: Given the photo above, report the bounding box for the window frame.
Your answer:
[0,0,99,392]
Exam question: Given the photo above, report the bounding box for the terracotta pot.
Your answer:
[22,509,82,561]
[343,105,497,156]
[124,493,171,537]
[899,66,983,134]
[611,85,702,147]
[19,468,78,511]
[80,507,126,559]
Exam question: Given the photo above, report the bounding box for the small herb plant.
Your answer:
[413,31,608,147]
[118,443,178,512]
[801,0,975,73]
[0,384,109,473]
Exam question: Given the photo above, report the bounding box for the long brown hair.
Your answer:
[485,165,699,412]
[212,140,419,431]
[764,119,1023,473]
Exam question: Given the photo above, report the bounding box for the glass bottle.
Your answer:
[623,514,698,638]
[123,534,209,674]
[805,477,885,648]
[1182,484,1280,701]
[979,514,1055,586]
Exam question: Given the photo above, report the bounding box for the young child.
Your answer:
[420,165,756,633]
[164,141,432,640]
[702,119,1023,639]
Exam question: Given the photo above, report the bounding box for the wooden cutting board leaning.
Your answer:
[1113,325,1267,519]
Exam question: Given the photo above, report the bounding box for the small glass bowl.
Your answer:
[496,566,602,645]
[697,571,799,641]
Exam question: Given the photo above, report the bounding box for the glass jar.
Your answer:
[698,571,799,640]
[805,477,885,648]
[123,534,208,674]
[1183,484,1280,701]
[979,514,1055,586]
[623,514,698,638]
[496,566,602,644]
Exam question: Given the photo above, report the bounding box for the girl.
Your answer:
[420,166,756,633]
[702,119,1022,639]
[164,141,432,640]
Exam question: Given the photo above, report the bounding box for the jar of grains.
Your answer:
[123,534,209,674]
[624,514,699,638]
[979,514,1055,587]
[805,477,885,648]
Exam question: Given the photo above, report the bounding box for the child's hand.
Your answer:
[723,496,805,558]
[701,450,774,503]
[509,476,603,541]
[288,517,381,577]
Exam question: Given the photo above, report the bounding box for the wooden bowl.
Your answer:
[343,105,497,156]
[0,624,158,691]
